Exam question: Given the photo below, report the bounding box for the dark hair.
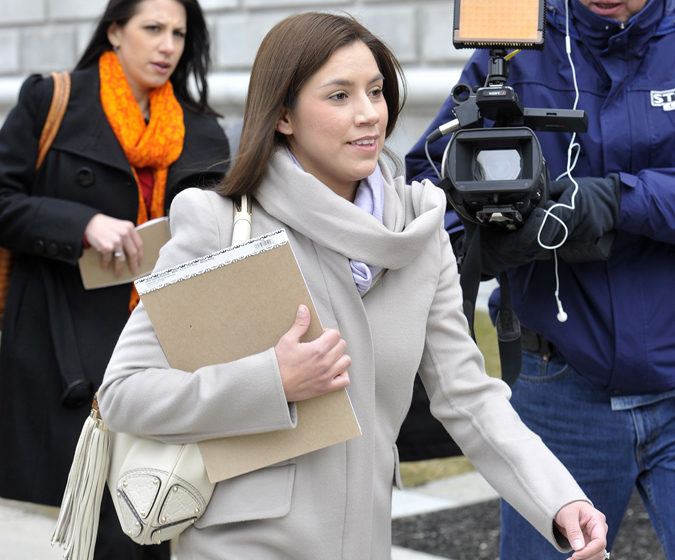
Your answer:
[76,0,216,114]
[219,12,407,197]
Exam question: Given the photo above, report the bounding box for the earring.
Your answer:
[113,45,119,52]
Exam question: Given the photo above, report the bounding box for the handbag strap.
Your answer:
[232,194,253,245]
[0,71,71,329]
[36,71,71,170]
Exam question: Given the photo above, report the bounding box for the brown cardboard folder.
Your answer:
[79,217,171,290]
[135,229,361,483]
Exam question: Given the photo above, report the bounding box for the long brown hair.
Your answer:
[219,12,407,197]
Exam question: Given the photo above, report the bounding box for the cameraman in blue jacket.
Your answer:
[406,0,675,558]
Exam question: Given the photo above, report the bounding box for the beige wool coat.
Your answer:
[98,149,588,559]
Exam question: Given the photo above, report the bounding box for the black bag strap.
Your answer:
[495,271,522,386]
[39,261,94,408]
[459,225,482,341]
[459,227,522,386]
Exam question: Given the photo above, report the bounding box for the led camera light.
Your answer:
[453,0,546,50]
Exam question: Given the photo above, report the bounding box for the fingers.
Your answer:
[327,370,351,392]
[112,250,126,277]
[568,543,609,560]
[100,248,114,272]
[565,520,586,555]
[515,206,548,240]
[570,516,608,560]
[115,227,144,276]
[285,330,351,401]
[84,214,144,276]
[283,305,312,343]
[323,335,349,370]
[556,502,607,560]
[114,228,144,275]
[536,204,569,247]
[276,306,351,402]
[550,177,573,198]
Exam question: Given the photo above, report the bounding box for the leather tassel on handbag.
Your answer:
[51,195,253,560]
[52,397,109,560]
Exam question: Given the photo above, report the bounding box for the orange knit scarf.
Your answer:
[99,50,185,310]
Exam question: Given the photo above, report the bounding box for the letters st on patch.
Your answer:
[651,89,675,111]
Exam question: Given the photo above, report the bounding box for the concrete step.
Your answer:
[392,470,498,519]
[392,545,450,559]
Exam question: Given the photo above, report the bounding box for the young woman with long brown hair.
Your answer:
[99,12,608,560]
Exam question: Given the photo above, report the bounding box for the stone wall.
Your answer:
[0,0,474,157]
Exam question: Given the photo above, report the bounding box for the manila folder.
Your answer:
[135,229,361,483]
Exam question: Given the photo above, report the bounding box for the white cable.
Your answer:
[554,250,568,322]
[555,141,580,181]
[538,0,582,251]
[425,139,443,181]
[538,0,580,321]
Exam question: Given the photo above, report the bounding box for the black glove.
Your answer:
[549,174,622,249]
[477,200,565,279]
[455,175,622,278]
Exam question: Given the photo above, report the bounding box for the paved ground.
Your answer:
[0,470,666,559]
[0,471,492,560]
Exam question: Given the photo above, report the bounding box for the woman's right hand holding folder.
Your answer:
[275,304,351,402]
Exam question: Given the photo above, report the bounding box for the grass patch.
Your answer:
[399,456,476,487]
[474,309,500,380]
[399,310,499,487]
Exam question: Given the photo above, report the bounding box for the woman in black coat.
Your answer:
[0,0,229,558]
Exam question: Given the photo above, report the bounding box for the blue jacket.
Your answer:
[406,0,675,395]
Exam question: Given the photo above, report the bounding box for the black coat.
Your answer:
[0,63,229,505]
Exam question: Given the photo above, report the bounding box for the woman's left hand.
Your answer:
[554,500,608,560]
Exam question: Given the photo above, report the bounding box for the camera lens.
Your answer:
[475,149,522,181]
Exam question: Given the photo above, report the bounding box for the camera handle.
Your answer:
[425,83,482,144]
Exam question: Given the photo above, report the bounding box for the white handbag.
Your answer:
[107,431,214,546]
[52,195,253,560]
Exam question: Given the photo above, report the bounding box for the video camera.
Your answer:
[427,0,588,230]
